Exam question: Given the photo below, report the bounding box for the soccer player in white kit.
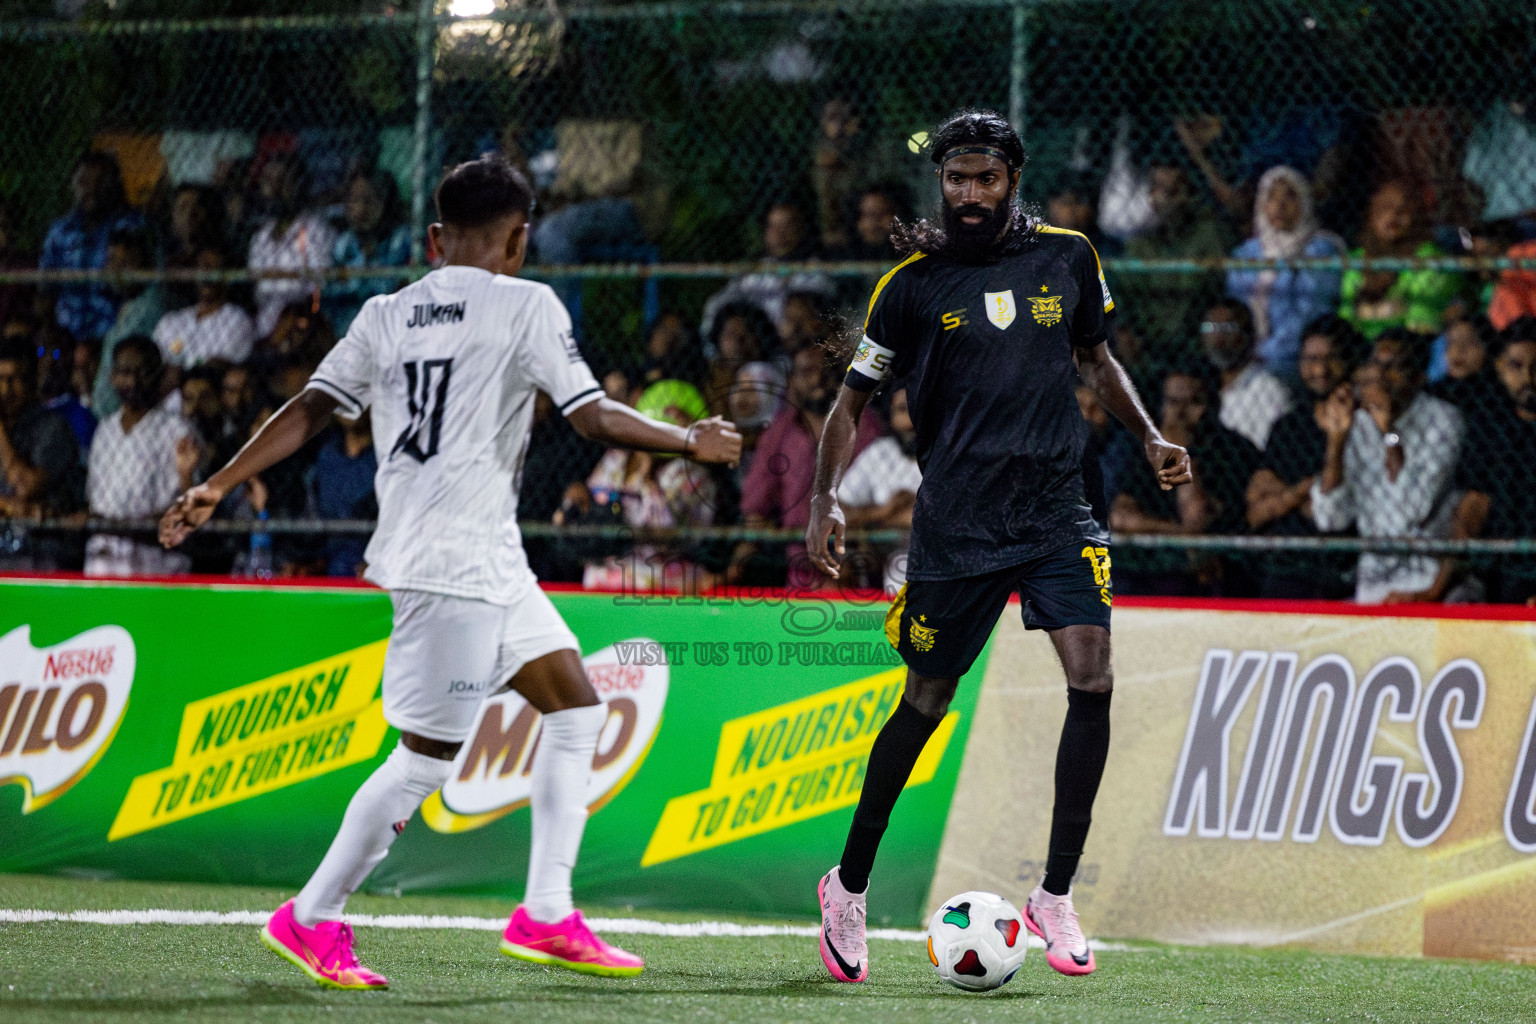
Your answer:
[159,158,741,990]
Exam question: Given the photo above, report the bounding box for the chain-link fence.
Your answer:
[2,0,1536,602]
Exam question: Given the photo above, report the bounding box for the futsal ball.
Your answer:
[926,891,1028,991]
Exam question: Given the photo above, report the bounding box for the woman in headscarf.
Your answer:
[1226,166,1345,383]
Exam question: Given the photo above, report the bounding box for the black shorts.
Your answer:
[883,541,1113,679]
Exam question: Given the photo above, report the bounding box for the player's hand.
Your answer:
[159,483,225,549]
[806,495,846,579]
[1145,436,1192,491]
[687,416,743,467]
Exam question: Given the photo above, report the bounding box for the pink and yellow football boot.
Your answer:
[260,900,389,990]
[499,906,644,977]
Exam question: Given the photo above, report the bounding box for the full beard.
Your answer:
[941,197,1014,258]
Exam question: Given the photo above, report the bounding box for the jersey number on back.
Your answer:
[391,358,453,463]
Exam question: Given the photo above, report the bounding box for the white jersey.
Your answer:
[305,266,602,603]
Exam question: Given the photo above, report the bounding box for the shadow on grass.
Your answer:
[0,979,322,1014]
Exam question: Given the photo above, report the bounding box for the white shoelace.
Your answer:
[829,896,867,954]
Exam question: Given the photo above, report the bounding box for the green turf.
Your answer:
[1,874,1532,1024]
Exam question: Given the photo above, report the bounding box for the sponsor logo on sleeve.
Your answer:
[640,668,958,866]
[0,626,134,813]
[419,639,668,833]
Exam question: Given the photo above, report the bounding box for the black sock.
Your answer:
[838,698,941,894]
[1043,687,1112,896]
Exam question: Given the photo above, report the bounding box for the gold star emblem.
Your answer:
[1040,284,1049,292]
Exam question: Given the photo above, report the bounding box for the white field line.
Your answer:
[0,908,1128,951]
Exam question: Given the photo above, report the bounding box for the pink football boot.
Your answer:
[499,906,644,977]
[260,900,388,990]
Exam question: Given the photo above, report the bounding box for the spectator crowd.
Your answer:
[3,96,1536,606]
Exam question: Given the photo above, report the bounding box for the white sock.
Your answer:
[525,703,606,923]
[292,742,452,927]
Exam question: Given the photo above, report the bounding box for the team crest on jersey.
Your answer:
[983,290,1015,330]
[1030,294,1063,326]
[909,614,938,653]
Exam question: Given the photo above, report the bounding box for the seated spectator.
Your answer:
[725,360,786,481]
[1225,166,1345,381]
[1245,314,1364,598]
[53,334,100,453]
[1075,383,1119,533]
[1452,318,1536,604]
[1427,314,1499,411]
[90,227,166,419]
[838,386,922,593]
[702,301,778,416]
[636,311,707,389]
[247,153,336,338]
[1488,237,1536,332]
[575,380,719,594]
[161,183,227,308]
[1338,180,1463,340]
[811,97,865,252]
[1311,330,1464,604]
[307,411,377,578]
[324,172,411,335]
[729,347,881,588]
[1200,299,1292,450]
[700,200,832,340]
[152,247,256,372]
[84,336,197,577]
[1108,368,1259,595]
[39,152,144,343]
[1120,164,1231,359]
[778,286,838,356]
[179,366,226,479]
[833,184,907,263]
[0,338,84,569]
[217,363,260,466]
[251,301,337,385]
[1044,177,1119,257]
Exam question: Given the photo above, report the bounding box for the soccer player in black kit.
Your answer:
[807,110,1192,982]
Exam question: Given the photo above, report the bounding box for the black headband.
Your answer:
[937,145,1016,169]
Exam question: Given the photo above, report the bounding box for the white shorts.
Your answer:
[381,584,580,742]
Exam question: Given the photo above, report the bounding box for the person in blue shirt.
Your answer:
[323,172,412,335]
[1226,166,1344,385]
[306,410,377,577]
[38,153,145,342]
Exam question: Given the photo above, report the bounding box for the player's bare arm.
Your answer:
[159,387,340,548]
[566,398,741,466]
[1074,340,1191,490]
[806,383,874,579]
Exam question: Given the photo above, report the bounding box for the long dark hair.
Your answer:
[890,108,1038,258]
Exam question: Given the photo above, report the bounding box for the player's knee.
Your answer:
[1066,668,1113,694]
[903,673,957,719]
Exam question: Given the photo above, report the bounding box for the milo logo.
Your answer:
[421,638,668,832]
[0,625,134,812]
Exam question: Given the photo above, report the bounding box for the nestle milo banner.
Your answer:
[931,601,1536,963]
[0,579,979,923]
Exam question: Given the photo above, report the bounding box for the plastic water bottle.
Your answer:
[249,509,273,580]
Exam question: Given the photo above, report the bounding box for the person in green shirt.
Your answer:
[1339,180,1463,340]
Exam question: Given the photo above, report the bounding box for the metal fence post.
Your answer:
[1008,0,1029,157]
[410,0,436,265]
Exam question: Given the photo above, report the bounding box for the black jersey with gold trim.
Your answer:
[844,226,1113,580]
